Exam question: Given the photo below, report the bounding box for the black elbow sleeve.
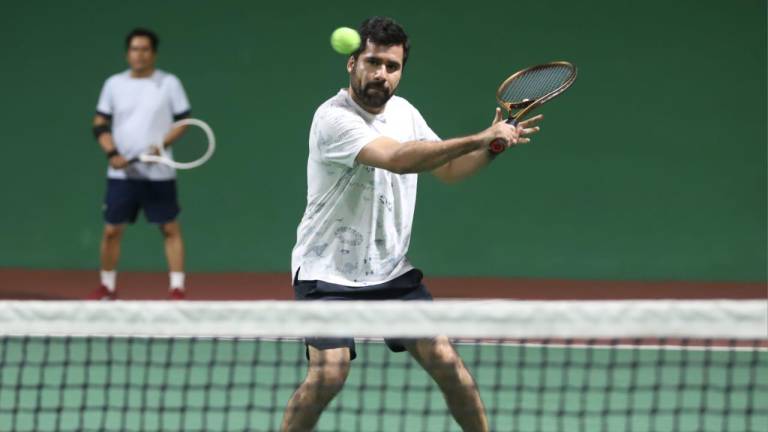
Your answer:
[93,124,111,139]
[173,110,191,121]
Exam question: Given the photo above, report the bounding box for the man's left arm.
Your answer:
[432,110,542,184]
[162,123,187,148]
[162,75,191,148]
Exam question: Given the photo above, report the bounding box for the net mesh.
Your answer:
[1,300,766,432]
[500,64,574,103]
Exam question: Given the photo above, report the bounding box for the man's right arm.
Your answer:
[93,114,128,169]
[356,119,520,174]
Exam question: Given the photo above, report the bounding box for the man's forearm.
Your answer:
[93,115,117,155]
[163,125,188,148]
[391,134,485,174]
[433,148,493,183]
[98,133,117,154]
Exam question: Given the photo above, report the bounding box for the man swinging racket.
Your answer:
[284,17,543,431]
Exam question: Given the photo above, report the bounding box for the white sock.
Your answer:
[170,272,185,290]
[100,270,117,292]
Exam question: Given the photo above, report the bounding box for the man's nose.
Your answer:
[372,64,387,79]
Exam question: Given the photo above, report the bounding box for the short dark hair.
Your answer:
[352,17,410,66]
[125,28,159,52]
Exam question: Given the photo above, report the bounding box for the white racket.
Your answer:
[131,118,216,169]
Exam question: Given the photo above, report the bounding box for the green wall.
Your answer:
[0,0,765,281]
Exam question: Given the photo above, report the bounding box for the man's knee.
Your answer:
[431,356,464,383]
[160,221,181,238]
[305,347,351,397]
[415,337,465,381]
[307,362,350,395]
[103,224,124,241]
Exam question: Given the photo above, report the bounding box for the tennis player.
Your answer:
[88,28,191,301]
[284,17,542,431]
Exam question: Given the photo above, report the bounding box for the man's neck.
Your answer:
[347,86,385,115]
[130,67,155,78]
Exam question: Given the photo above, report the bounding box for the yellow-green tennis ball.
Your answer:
[330,27,361,55]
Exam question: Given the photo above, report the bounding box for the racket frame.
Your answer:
[133,118,216,170]
[496,60,577,123]
[489,61,577,154]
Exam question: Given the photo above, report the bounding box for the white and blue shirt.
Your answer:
[96,69,190,180]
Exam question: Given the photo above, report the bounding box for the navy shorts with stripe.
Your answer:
[294,268,433,360]
[103,179,180,225]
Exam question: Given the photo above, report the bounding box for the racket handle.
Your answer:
[488,139,507,154]
[130,149,160,164]
[488,117,520,154]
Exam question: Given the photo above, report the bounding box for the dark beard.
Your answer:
[351,79,393,109]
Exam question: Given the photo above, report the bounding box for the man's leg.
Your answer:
[144,179,184,297]
[100,223,124,272]
[406,336,489,432]
[160,220,185,295]
[281,346,351,432]
[90,179,139,299]
[97,223,125,296]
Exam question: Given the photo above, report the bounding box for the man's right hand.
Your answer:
[479,108,521,151]
[109,155,129,169]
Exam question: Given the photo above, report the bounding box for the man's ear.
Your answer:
[346,56,355,73]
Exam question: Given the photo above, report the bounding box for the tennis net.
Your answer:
[0,300,766,431]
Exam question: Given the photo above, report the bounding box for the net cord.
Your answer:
[0,300,764,339]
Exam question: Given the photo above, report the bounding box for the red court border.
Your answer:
[0,268,764,300]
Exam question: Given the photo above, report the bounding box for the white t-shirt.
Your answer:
[291,89,440,286]
[96,69,190,180]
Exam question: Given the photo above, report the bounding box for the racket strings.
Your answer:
[500,65,574,103]
[170,125,209,164]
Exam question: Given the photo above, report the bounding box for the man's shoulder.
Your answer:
[388,95,430,129]
[103,70,131,86]
[388,95,419,114]
[314,90,360,123]
[317,90,352,113]
[153,69,183,85]
[389,94,411,106]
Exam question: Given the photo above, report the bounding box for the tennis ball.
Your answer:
[330,27,361,55]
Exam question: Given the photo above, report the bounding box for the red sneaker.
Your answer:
[169,288,185,300]
[86,285,117,300]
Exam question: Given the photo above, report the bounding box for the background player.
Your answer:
[88,28,191,300]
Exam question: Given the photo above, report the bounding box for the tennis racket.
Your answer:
[131,118,216,169]
[489,61,577,154]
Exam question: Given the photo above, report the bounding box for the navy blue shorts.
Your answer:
[103,179,180,225]
[294,268,433,360]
